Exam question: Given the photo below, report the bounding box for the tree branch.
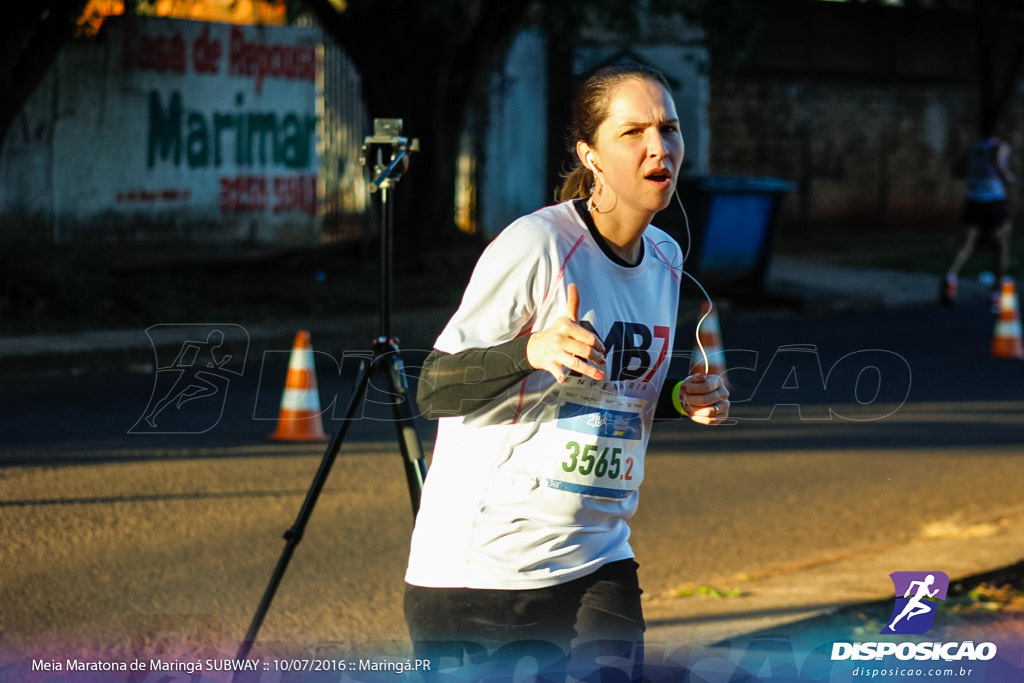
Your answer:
[0,1,90,153]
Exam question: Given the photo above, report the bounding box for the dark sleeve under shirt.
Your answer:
[416,335,686,422]
[417,199,687,421]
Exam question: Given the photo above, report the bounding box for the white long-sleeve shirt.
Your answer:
[405,200,682,590]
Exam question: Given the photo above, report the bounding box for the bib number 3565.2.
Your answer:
[561,440,634,481]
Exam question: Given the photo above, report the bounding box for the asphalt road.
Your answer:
[2,302,1023,665]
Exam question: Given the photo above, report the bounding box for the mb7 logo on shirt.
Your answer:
[576,320,671,383]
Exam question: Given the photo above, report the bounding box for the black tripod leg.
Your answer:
[237,134,425,666]
[235,355,374,662]
[379,342,427,516]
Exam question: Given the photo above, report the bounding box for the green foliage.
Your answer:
[671,584,745,599]
[664,0,769,67]
[955,583,1024,613]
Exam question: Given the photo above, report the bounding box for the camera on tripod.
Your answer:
[237,114,428,664]
[362,118,419,191]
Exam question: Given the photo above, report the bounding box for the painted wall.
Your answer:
[0,17,321,244]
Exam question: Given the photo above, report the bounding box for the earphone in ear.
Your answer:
[586,152,596,172]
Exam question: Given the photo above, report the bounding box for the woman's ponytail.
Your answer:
[558,165,594,202]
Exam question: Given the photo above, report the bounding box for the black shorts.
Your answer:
[404,559,645,677]
[962,199,1007,232]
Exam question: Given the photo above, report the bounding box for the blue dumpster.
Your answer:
[656,175,796,298]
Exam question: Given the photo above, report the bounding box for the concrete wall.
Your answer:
[709,80,977,228]
[0,17,321,245]
[703,0,1024,230]
[7,4,1017,246]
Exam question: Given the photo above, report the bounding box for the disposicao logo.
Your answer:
[881,571,949,635]
[831,570,999,664]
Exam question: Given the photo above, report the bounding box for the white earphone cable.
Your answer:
[674,188,713,375]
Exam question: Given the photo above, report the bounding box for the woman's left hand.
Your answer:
[680,373,730,425]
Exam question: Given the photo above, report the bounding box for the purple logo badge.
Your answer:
[882,571,949,635]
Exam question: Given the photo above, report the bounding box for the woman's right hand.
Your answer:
[527,283,606,383]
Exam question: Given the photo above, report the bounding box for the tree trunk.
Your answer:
[971,0,1024,135]
[304,0,532,251]
[0,1,90,158]
[546,32,577,202]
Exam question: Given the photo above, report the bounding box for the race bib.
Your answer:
[543,378,647,500]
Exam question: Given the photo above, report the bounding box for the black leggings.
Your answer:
[404,559,645,679]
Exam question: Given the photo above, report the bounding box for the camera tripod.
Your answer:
[235,121,427,663]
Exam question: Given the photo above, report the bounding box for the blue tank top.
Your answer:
[966,138,1006,202]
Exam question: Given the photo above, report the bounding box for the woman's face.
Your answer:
[586,78,684,221]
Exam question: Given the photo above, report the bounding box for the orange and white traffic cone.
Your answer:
[991,278,1024,360]
[270,330,329,441]
[690,301,729,387]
